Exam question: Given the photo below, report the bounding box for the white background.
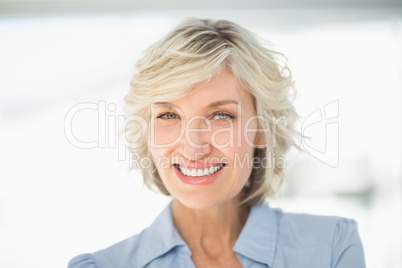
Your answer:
[0,6,401,268]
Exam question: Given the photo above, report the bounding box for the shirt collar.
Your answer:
[233,202,278,267]
[137,202,278,267]
[136,202,189,267]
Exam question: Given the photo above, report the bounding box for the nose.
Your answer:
[179,116,212,159]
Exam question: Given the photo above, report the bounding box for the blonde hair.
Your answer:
[122,18,298,206]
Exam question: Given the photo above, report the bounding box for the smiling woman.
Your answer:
[149,70,261,210]
[68,18,366,268]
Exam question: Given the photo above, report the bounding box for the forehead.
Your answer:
[158,70,253,109]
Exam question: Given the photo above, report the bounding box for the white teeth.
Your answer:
[209,166,214,174]
[177,164,224,177]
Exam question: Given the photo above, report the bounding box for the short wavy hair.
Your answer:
[122,18,298,206]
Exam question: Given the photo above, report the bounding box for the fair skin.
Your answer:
[149,70,263,267]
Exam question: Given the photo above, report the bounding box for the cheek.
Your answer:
[230,121,258,170]
[243,118,260,148]
[210,125,234,147]
[151,124,183,147]
[148,147,164,162]
[236,120,258,153]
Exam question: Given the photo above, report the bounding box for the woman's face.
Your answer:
[148,70,262,209]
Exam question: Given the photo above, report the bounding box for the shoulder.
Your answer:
[68,231,147,268]
[251,203,357,247]
[275,208,354,246]
[68,253,98,268]
[68,203,186,268]
[271,207,366,267]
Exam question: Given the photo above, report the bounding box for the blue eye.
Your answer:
[212,113,235,120]
[157,112,179,120]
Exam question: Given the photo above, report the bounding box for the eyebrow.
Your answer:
[206,100,239,108]
[153,100,239,109]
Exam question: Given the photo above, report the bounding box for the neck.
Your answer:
[171,198,250,257]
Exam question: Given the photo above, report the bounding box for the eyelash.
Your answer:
[156,112,180,120]
[211,111,236,120]
[156,111,236,121]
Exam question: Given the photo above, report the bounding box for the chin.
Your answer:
[161,167,246,210]
[174,187,244,211]
[175,193,223,210]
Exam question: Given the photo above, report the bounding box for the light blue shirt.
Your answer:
[68,202,366,268]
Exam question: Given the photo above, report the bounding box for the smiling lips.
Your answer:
[174,163,225,177]
[173,162,226,185]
